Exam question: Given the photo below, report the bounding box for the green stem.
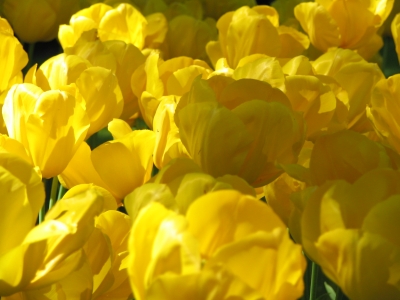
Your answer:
[309,261,319,300]
[57,184,67,200]
[39,205,46,223]
[48,176,59,210]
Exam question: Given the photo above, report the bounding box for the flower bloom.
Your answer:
[206,5,309,68]
[128,190,306,299]
[175,77,305,187]
[300,169,400,299]
[0,0,80,43]
[367,74,400,154]
[294,0,393,58]
[125,157,255,220]
[59,119,155,202]
[2,83,89,178]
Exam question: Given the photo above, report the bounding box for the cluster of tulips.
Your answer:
[1,0,400,299]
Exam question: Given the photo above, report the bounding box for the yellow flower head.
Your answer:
[1,0,80,43]
[300,169,400,299]
[175,77,306,187]
[295,0,394,58]
[128,190,306,299]
[206,5,309,68]
[2,83,90,178]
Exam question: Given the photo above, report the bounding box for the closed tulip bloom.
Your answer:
[300,169,400,299]
[176,77,305,187]
[0,0,80,43]
[206,6,309,68]
[367,75,400,154]
[294,0,393,58]
[2,83,89,178]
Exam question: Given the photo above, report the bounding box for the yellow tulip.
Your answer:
[0,18,28,135]
[83,210,132,300]
[263,141,313,226]
[2,83,89,178]
[312,48,384,132]
[367,74,400,154]
[125,157,255,220]
[300,169,400,299]
[90,128,156,200]
[294,0,393,58]
[0,0,80,43]
[0,182,106,297]
[26,53,124,138]
[176,77,305,187]
[309,130,394,185]
[128,190,306,299]
[128,202,200,300]
[59,3,151,50]
[63,30,146,122]
[163,15,217,62]
[152,95,191,169]
[206,6,309,68]
[131,52,212,127]
[0,18,27,93]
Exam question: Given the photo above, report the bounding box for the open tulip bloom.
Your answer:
[1,0,400,299]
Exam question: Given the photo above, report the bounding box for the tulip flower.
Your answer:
[152,95,192,169]
[0,18,28,135]
[2,83,90,178]
[206,6,309,68]
[309,130,394,185]
[300,169,400,299]
[263,141,313,226]
[61,30,146,122]
[312,48,384,132]
[128,190,306,299]
[60,120,155,202]
[59,3,167,52]
[82,210,132,300]
[0,173,106,297]
[163,15,217,62]
[125,157,255,220]
[294,0,393,59]
[0,0,80,43]
[367,74,400,154]
[175,77,305,187]
[131,52,212,127]
[25,53,124,138]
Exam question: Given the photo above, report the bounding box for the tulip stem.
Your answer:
[57,184,67,200]
[27,43,35,69]
[309,261,319,300]
[39,205,46,223]
[48,176,59,210]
